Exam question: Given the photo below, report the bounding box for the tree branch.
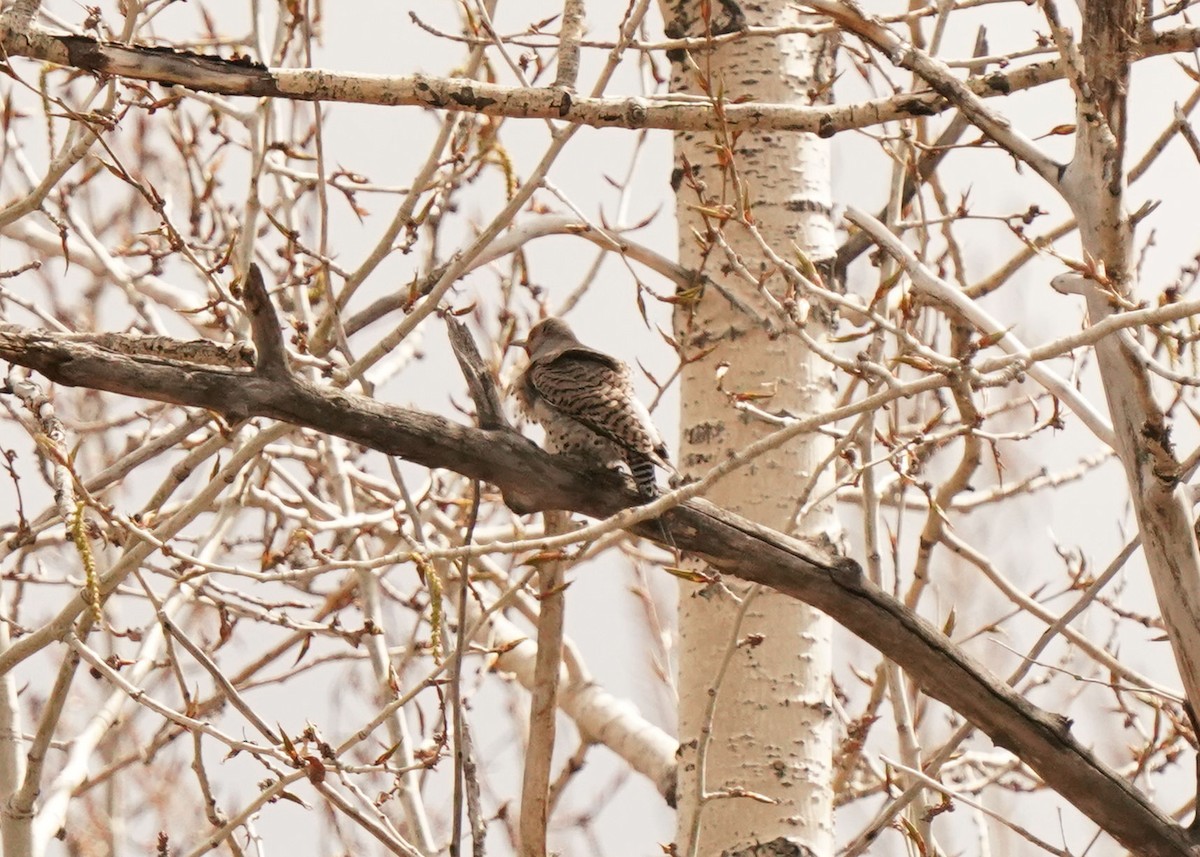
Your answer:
[1,19,1197,135]
[444,315,509,431]
[0,322,1193,854]
[847,207,1116,447]
[519,511,568,857]
[241,263,289,380]
[801,0,1063,186]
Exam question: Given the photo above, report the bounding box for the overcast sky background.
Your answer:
[4,1,1200,854]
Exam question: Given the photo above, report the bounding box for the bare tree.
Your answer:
[2,2,1200,856]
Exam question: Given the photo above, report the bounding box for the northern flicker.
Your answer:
[515,318,672,497]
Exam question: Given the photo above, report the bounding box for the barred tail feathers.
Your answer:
[628,453,660,498]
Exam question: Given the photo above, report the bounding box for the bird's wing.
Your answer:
[528,350,668,463]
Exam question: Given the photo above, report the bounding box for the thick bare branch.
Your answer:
[0,324,1193,855]
[1,19,1197,135]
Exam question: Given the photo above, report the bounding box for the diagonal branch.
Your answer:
[800,0,1063,186]
[847,207,1116,447]
[0,322,1193,854]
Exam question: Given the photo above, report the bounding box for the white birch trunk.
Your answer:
[665,2,838,853]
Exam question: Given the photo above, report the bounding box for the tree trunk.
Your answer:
[665,2,839,853]
[1064,0,1200,716]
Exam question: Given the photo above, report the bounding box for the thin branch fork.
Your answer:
[0,270,1194,855]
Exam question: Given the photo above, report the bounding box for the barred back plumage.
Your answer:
[516,318,671,497]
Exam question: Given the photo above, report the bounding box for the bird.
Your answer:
[514,317,672,497]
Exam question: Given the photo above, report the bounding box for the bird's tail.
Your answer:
[629,455,659,498]
[629,454,677,551]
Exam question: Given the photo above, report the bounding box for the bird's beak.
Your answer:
[511,337,528,352]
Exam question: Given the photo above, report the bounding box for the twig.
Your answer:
[1175,103,1200,164]
[160,617,280,744]
[835,25,991,280]
[879,756,1071,856]
[801,0,1063,187]
[846,206,1117,447]
[451,483,485,857]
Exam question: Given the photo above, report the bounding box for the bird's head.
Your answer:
[515,317,578,358]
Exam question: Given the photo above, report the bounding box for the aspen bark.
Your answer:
[1063,0,1200,715]
[666,1,838,852]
